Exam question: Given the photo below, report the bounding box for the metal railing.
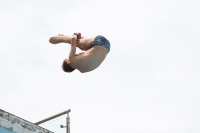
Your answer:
[35,109,71,133]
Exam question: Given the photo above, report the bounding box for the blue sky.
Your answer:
[0,0,200,133]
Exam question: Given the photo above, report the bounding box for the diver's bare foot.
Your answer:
[49,34,65,44]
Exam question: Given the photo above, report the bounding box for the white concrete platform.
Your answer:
[0,109,53,133]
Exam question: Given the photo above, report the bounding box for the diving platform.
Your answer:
[0,109,53,133]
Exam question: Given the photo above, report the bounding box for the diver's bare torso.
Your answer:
[73,46,108,73]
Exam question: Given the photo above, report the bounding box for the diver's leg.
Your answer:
[49,34,96,50]
[49,34,71,44]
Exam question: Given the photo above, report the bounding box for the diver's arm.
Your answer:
[69,35,77,65]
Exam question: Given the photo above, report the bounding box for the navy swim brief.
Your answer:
[92,35,110,53]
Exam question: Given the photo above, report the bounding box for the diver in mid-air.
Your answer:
[49,32,110,73]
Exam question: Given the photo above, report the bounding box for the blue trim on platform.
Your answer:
[0,126,16,133]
